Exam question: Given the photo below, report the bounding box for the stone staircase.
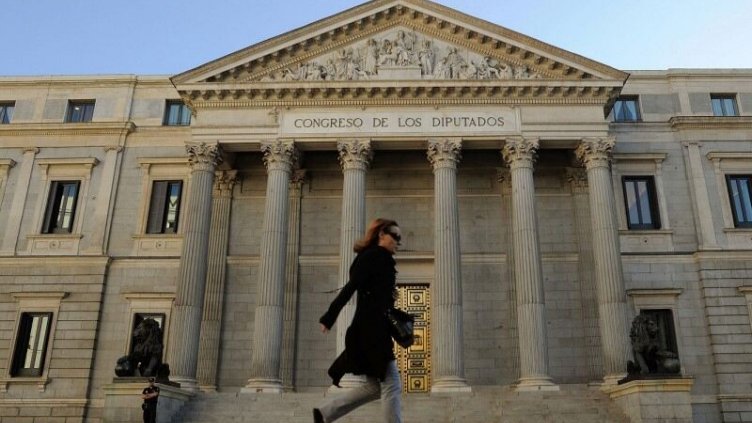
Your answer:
[172,384,631,423]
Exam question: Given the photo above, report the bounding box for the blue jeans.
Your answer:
[318,360,402,423]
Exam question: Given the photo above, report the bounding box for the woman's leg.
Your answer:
[380,360,402,423]
[318,377,381,422]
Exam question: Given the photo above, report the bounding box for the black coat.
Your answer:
[319,246,396,386]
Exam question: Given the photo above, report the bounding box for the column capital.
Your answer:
[337,139,373,171]
[290,169,308,185]
[565,167,589,191]
[187,142,223,171]
[213,170,238,197]
[501,137,538,167]
[261,140,298,172]
[104,145,123,153]
[575,137,615,169]
[23,147,40,155]
[427,138,462,170]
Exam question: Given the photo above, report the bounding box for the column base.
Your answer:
[515,377,559,392]
[170,377,199,393]
[199,384,217,393]
[431,377,472,394]
[241,378,284,394]
[327,374,366,393]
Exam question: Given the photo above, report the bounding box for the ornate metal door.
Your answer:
[393,284,431,393]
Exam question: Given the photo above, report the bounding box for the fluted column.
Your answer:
[167,142,222,392]
[196,170,237,392]
[502,137,557,391]
[427,138,471,393]
[575,137,631,385]
[280,169,306,391]
[244,140,298,393]
[566,168,603,382]
[335,139,373,388]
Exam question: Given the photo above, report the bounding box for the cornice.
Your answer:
[180,81,620,109]
[0,122,136,137]
[669,116,752,131]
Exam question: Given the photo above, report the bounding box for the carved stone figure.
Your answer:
[115,318,170,380]
[363,39,379,75]
[418,40,435,75]
[624,314,681,379]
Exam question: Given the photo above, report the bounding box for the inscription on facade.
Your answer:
[281,108,519,135]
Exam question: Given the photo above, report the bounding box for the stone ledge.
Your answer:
[604,377,694,399]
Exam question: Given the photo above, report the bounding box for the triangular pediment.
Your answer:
[173,0,627,85]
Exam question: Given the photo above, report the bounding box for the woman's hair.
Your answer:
[354,218,398,253]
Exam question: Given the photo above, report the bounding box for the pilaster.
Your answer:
[427,138,470,393]
[196,170,238,392]
[85,146,123,255]
[1,147,38,255]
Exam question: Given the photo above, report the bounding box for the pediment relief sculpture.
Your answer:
[258,28,540,82]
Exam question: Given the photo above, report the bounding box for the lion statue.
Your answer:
[626,314,680,377]
[114,318,170,380]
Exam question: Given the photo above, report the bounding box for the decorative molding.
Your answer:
[670,116,752,131]
[0,122,136,137]
[213,170,238,197]
[626,289,683,298]
[613,153,667,163]
[36,157,99,170]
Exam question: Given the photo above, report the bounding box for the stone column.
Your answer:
[427,138,471,393]
[566,167,603,382]
[196,170,237,392]
[335,139,373,388]
[575,137,631,385]
[502,137,557,391]
[244,140,298,393]
[167,142,222,392]
[280,169,306,391]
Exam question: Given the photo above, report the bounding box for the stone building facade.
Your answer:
[0,0,752,422]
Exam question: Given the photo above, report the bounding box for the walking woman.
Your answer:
[314,218,403,423]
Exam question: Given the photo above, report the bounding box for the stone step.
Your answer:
[172,385,631,423]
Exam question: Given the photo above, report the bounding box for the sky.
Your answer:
[3,0,752,76]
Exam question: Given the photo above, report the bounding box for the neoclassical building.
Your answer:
[1,1,752,422]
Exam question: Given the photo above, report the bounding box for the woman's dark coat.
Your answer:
[319,245,396,386]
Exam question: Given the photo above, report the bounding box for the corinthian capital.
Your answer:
[501,136,538,167]
[261,140,298,172]
[575,137,615,169]
[213,170,238,197]
[187,142,223,171]
[337,139,373,171]
[427,139,462,170]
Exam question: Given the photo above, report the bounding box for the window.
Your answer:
[726,175,752,228]
[163,100,191,126]
[612,96,640,122]
[65,100,95,123]
[41,181,80,234]
[11,312,52,377]
[0,102,14,124]
[622,176,661,230]
[146,180,183,234]
[129,313,165,356]
[711,94,738,117]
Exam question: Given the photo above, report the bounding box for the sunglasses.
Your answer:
[386,231,402,242]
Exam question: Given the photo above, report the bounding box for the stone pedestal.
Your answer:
[103,379,194,423]
[604,378,694,423]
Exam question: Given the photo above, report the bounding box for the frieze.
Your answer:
[258,27,540,82]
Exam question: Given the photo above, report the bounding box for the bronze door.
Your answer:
[393,284,431,393]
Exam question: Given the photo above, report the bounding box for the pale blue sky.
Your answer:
[3,0,751,76]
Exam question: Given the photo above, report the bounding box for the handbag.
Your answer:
[386,307,415,348]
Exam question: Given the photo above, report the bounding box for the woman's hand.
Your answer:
[320,323,329,334]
